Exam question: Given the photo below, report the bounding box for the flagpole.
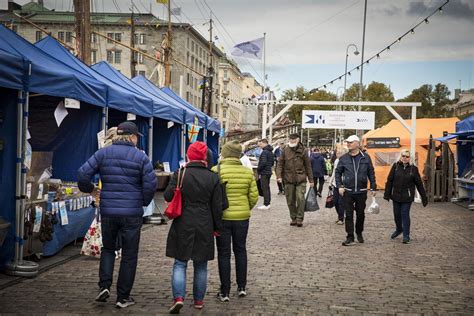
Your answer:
[261,32,267,139]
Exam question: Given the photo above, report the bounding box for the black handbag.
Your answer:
[325,189,334,208]
[217,163,230,210]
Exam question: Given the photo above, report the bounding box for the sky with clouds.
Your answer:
[7,0,474,99]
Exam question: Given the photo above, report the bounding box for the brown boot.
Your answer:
[296,221,303,227]
[290,220,297,226]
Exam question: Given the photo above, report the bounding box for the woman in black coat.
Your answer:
[164,141,222,313]
[384,150,428,244]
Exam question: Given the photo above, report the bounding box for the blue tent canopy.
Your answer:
[92,62,184,122]
[161,86,221,133]
[0,49,26,91]
[0,25,107,107]
[35,36,157,119]
[132,75,204,126]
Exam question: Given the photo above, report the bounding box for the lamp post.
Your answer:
[343,44,359,101]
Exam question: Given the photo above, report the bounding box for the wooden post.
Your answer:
[73,0,91,65]
[429,137,436,202]
[441,141,448,201]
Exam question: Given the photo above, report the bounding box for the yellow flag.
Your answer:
[156,0,168,4]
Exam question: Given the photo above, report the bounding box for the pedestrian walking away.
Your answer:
[276,134,314,227]
[273,142,285,195]
[328,146,349,224]
[335,135,377,246]
[257,139,274,210]
[77,121,157,309]
[384,149,428,244]
[310,148,327,197]
[212,140,259,302]
[164,141,223,314]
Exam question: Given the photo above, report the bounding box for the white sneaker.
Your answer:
[257,205,270,210]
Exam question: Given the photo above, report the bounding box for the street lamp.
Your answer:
[343,44,359,101]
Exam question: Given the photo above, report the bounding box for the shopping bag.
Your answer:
[143,199,155,217]
[81,211,102,258]
[164,168,186,220]
[256,178,264,197]
[325,189,334,209]
[367,196,380,214]
[304,187,320,212]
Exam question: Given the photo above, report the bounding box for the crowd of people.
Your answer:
[77,122,429,313]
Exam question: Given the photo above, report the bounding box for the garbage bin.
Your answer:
[0,216,11,247]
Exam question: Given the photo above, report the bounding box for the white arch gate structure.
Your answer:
[259,101,421,164]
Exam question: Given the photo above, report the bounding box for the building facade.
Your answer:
[0,1,223,118]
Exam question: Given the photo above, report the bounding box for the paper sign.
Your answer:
[127,113,136,121]
[33,206,43,233]
[37,183,43,200]
[26,183,32,199]
[167,121,174,128]
[163,162,171,173]
[26,129,31,140]
[64,98,80,109]
[59,201,68,226]
[97,129,105,149]
[54,101,68,127]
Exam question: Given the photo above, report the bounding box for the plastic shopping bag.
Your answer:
[368,196,380,214]
[143,199,155,217]
[304,187,320,212]
[81,211,102,258]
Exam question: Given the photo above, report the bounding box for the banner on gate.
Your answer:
[301,110,375,130]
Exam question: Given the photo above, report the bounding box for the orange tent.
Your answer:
[362,117,459,189]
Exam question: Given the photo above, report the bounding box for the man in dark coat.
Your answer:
[78,121,157,308]
[310,148,327,197]
[164,141,222,313]
[257,139,274,209]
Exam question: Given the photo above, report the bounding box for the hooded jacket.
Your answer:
[276,142,314,185]
[310,152,326,178]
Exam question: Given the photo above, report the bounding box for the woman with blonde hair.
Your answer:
[384,149,428,244]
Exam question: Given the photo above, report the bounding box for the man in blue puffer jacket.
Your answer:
[78,121,157,308]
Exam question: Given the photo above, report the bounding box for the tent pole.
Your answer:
[148,117,153,162]
[19,91,29,264]
[204,117,208,144]
[14,90,23,265]
[411,105,417,166]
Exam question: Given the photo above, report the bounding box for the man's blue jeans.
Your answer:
[172,259,208,301]
[393,201,412,240]
[99,216,142,301]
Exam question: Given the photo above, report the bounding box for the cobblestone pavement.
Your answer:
[1,181,473,315]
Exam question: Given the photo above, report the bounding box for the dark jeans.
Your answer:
[393,201,412,240]
[260,174,271,206]
[315,177,325,195]
[216,220,249,295]
[333,187,344,221]
[99,216,142,301]
[343,192,367,239]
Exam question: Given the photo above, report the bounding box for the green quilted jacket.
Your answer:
[212,158,259,221]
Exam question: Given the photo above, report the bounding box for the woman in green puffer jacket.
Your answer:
[211,140,258,301]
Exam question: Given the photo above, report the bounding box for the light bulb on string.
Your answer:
[410,29,415,34]
[398,37,402,42]
[424,18,429,24]
[376,54,380,58]
[387,46,391,50]
[439,7,443,13]
[348,72,351,76]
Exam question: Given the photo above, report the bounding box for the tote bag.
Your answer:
[164,168,186,220]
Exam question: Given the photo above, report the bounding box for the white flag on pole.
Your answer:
[231,37,264,60]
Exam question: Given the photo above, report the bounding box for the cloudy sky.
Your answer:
[7,0,474,99]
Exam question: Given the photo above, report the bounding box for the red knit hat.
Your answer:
[187,141,208,161]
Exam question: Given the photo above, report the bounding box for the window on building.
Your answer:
[224,70,228,79]
[191,41,195,52]
[35,31,42,41]
[58,31,65,41]
[139,34,145,44]
[107,32,113,43]
[186,73,190,86]
[139,70,146,76]
[91,33,97,43]
[187,52,190,66]
[194,95,197,105]
[114,33,122,42]
[194,78,198,90]
[66,31,72,43]
[187,37,190,49]
[198,97,201,106]
[138,53,144,64]
[186,91,191,102]
[106,50,113,63]
[223,83,228,91]
[114,51,122,64]
[91,50,97,64]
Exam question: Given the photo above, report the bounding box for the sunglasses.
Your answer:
[401,155,410,158]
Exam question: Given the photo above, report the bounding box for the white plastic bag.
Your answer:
[368,196,380,214]
[143,199,156,217]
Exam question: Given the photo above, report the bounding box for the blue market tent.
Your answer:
[92,62,190,123]
[0,50,26,91]
[437,115,474,176]
[35,36,156,119]
[0,25,107,106]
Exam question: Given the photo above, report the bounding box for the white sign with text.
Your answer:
[301,110,375,130]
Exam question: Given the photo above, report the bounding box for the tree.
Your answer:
[397,83,452,118]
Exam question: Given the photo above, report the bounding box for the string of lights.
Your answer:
[311,0,450,94]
